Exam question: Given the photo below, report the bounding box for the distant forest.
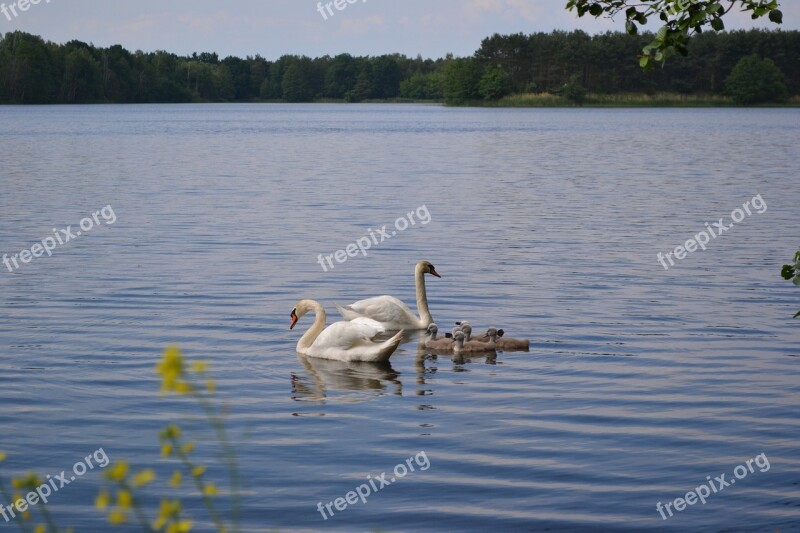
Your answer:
[0,29,798,105]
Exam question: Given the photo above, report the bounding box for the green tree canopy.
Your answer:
[567,0,784,68]
[444,58,482,105]
[725,54,788,104]
[478,66,512,100]
[1,29,798,104]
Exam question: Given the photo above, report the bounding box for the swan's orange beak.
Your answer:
[290,310,299,330]
[430,267,441,278]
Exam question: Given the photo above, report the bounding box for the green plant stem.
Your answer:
[118,480,156,532]
[173,442,225,531]
[188,384,241,532]
[0,479,34,533]
[37,503,60,533]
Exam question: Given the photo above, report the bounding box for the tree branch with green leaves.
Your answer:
[566,1,783,68]
[781,250,800,318]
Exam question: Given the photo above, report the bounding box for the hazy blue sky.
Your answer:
[2,0,797,59]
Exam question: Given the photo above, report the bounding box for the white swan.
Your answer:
[290,300,404,362]
[336,261,441,330]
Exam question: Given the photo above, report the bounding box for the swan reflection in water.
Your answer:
[290,331,500,404]
[291,353,402,401]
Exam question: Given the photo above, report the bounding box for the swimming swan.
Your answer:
[337,261,441,330]
[291,300,404,362]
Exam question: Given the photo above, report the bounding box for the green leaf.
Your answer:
[626,20,638,35]
[769,9,783,24]
[639,55,651,69]
[781,265,794,280]
[711,18,724,31]
[589,4,604,17]
[793,276,800,286]
[794,311,800,318]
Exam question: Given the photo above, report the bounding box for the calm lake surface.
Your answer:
[0,104,798,532]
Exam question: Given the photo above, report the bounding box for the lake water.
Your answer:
[0,104,798,532]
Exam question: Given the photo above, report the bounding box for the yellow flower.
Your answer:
[170,470,182,488]
[202,483,218,496]
[34,526,46,533]
[162,443,174,457]
[132,469,156,488]
[156,346,185,392]
[190,465,206,478]
[190,361,209,374]
[13,473,41,490]
[22,510,31,521]
[160,424,181,441]
[108,510,127,525]
[95,489,111,510]
[154,498,182,529]
[167,520,193,533]
[180,442,194,454]
[154,500,171,527]
[105,462,129,482]
[153,516,168,530]
[163,498,182,514]
[174,382,193,394]
[117,489,133,509]
[206,379,217,394]
[0,452,6,462]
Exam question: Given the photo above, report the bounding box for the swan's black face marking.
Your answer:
[428,264,441,278]
[290,309,299,330]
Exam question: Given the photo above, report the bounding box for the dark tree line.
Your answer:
[468,28,799,99]
[0,32,445,104]
[0,29,797,105]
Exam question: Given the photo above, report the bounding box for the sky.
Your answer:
[1,0,798,59]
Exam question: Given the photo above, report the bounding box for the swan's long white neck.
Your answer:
[297,301,326,351]
[415,264,432,326]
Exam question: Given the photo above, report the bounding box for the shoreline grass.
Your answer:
[486,92,800,108]
[2,93,798,107]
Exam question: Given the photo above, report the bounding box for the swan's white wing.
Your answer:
[345,296,414,325]
[350,317,387,336]
[313,319,384,351]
